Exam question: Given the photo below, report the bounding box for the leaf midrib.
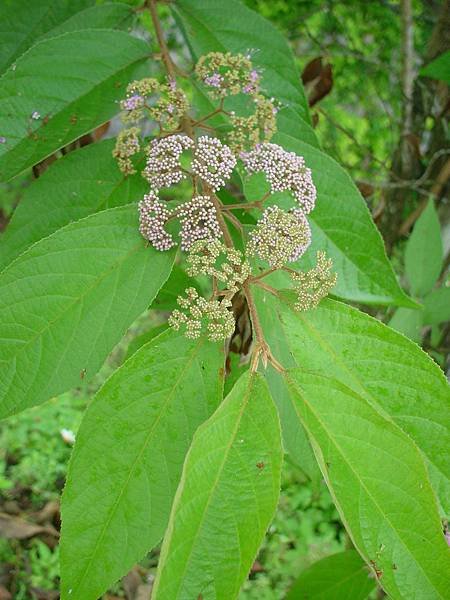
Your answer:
[0,220,143,405]
[286,373,446,599]
[282,299,450,492]
[70,338,206,594]
[155,374,257,599]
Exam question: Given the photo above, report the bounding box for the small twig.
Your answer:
[250,268,277,282]
[252,280,279,296]
[243,280,284,373]
[148,0,177,80]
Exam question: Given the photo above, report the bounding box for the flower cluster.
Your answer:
[248,205,311,267]
[177,196,222,251]
[187,240,251,293]
[112,51,337,350]
[228,95,279,154]
[241,143,317,214]
[191,136,236,191]
[195,52,261,98]
[120,77,188,130]
[291,251,337,311]
[138,191,174,251]
[169,287,234,341]
[143,135,193,190]
[112,127,141,175]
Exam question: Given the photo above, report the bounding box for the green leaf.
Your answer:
[60,330,224,600]
[37,3,135,41]
[0,30,150,182]
[286,370,450,599]
[0,205,174,419]
[405,201,443,297]
[153,372,282,600]
[286,550,376,600]
[152,263,201,311]
[388,307,423,343]
[123,322,168,362]
[420,51,450,85]
[0,139,147,271]
[261,132,414,306]
[0,0,92,74]
[173,0,317,147]
[258,292,450,516]
[254,287,321,483]
[423,287,450,325]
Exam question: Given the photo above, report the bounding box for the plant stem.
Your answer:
[148,0,177,80]
[243,280,284,373]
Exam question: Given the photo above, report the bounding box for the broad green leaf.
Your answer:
[286,370,450,599]
[388,307,423,343]
[0,139,147,271]
[0,0,91,74]
[286,550,376,600]
[405,201,443,297]
[420,51,450,85]
[37,3,135,41]
[153,372,282,600]
[423,287,450,325]
[173,0,318,147]
[123,322,168,362]
[152,263,201,311]
[0,205,174,419]
[61,330,224,600]
[255,288,321,483]
[257,292,450,516]
[251,132,414,306]
[0,30,150,181]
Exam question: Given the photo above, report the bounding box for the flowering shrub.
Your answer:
[0,1,448,599]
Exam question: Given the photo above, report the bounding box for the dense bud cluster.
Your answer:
[195,52,261,98]
[143,135,193,190]
[228,95,278,154]
[120,77,188,130]
[169,287,235,341]
[186,239,251,293]
[112,127,141,175]
[138,191,174,251]
[241,143,317,214]
[248,205,311,267]
[291,251,337,311]
[113,51,336,347]
[191,136,236,191]
[177,196,222,251]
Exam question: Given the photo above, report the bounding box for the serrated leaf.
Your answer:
[249,132,413,306]
[405,201,443,297]
[286,550,376,600]
[0,0,91,74]
[0,30,150,181]
[0,139,147,271]
[173,0,317,146]
[257,292,450,516]
[153,372,282,600]
[286,370,450,599]
[420,51,450,85]
[423,287,450,325]
[60,330,224,600]
[0,205,174,419]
